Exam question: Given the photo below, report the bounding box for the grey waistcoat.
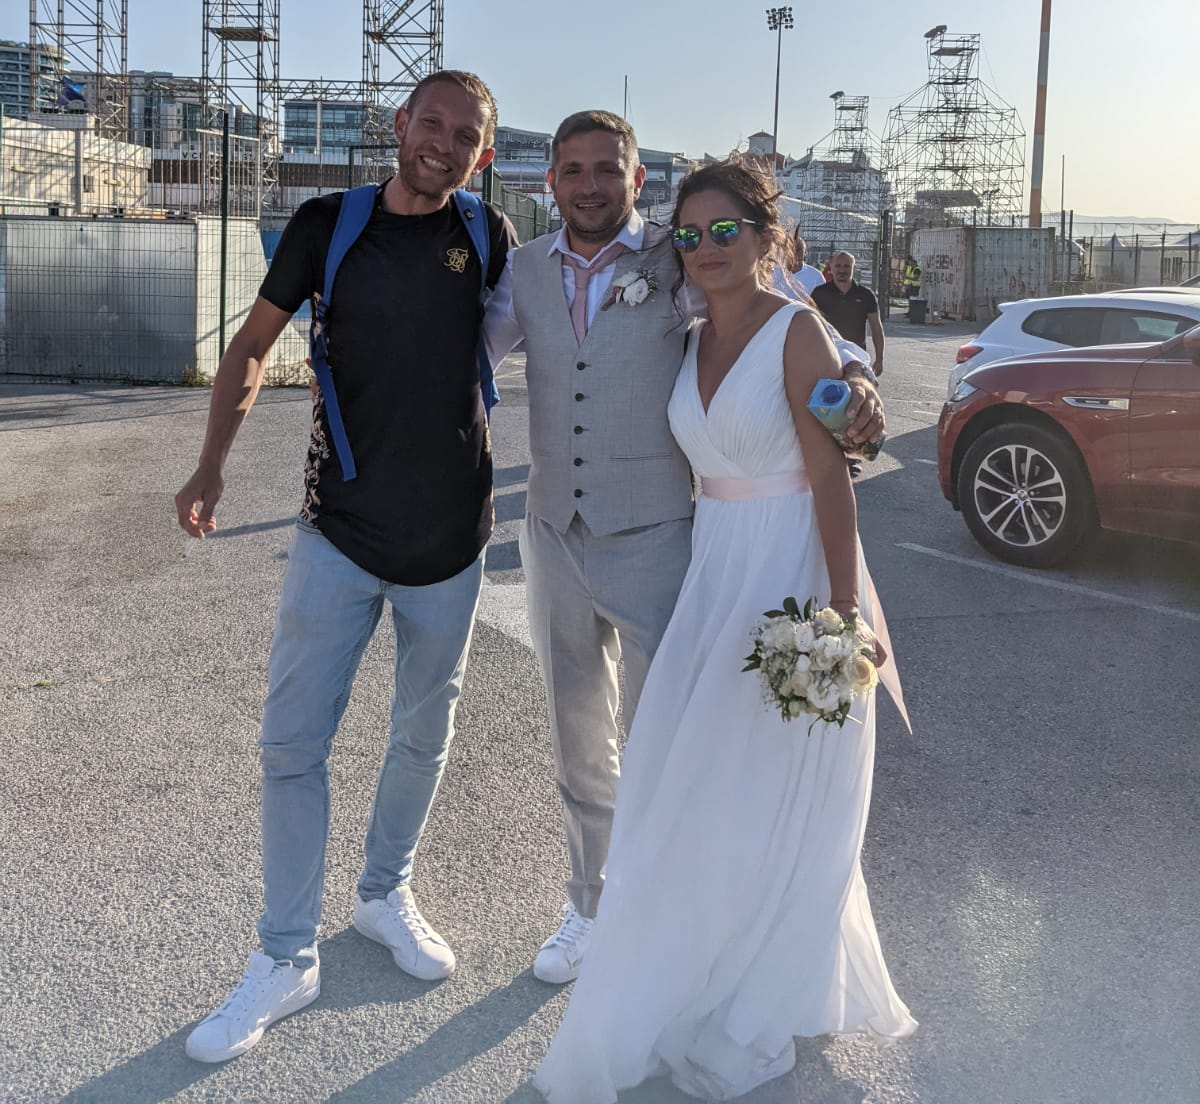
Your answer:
[513,226,695,536]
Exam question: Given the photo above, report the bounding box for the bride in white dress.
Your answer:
[533,159,916,1103]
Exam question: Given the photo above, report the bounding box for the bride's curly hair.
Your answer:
[668,155,788,310]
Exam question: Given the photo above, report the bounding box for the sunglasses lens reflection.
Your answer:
[671,228,701,252]
[709,220,740,245]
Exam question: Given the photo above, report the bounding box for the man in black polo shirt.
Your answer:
[175,70,517,1063]
[811,250,885,377]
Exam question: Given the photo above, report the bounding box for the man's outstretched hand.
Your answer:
[175,465,223,538]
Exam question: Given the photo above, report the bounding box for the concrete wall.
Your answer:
[0,215,194,380]
[194,215,307,384]
[912,226,1055,321]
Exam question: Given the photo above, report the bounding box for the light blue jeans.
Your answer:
[256,520,484,968]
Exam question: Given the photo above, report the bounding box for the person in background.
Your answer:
[811,250,884,378]
[770,227,824,299]
[902,254,922,314]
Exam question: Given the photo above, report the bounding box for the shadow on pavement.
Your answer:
[205,517,297,540]
[326,973,558,1102]
[60,1026,213,1104]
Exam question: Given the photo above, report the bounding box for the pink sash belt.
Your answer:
[699,471,810,500]
[698,471,911,732]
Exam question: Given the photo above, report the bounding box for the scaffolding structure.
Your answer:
[362,0,444,155]
[28,0,129,138]
[882,27,1025,231]
[190,0,443,211]
[19,0,450,215]
[200,0,279,212]
[780,93,890,273]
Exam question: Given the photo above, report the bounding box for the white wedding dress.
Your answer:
[533,304,916,1103]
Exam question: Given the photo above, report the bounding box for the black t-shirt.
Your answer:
[260,187,517,585]
[810,280,879,347]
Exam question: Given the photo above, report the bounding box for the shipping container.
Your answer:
[910,226,1055,321]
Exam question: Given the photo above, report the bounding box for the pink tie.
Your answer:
[562,241,628,345]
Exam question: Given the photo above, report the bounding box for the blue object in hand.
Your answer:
[806,379,883,460]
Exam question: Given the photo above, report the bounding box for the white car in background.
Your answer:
[948,292,1200,398]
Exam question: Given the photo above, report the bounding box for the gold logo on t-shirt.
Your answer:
[445,248,470,274]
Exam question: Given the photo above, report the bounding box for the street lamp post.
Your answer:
[766,6,794,166]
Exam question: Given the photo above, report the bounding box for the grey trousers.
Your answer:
[520,511,693,918]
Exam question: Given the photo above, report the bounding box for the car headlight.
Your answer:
[948,379,980,403]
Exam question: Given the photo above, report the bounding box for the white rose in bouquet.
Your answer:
[810,635,845,670]
[760,619,798,652]
[827,634,857,661]
[845,653,878,693]
[808,680,841,712]
[813,607,844,636]
[793,622,816,651]
[782,659,812,697]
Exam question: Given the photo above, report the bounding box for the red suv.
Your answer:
[937,324,1200,566]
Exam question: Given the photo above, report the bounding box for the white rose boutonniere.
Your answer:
[602,267,658,311]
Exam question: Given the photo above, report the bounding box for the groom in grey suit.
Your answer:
[483,110,883,983]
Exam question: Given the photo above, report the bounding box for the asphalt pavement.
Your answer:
[2,318,1198,1104]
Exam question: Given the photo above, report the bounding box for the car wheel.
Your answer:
[957,423,1096,567]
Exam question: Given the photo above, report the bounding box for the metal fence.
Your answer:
[0,213,308,385]
[481,164,556,243]
[1,124,556,387]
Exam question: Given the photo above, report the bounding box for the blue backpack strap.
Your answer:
[310,184,376,481]
[452,188,499,416]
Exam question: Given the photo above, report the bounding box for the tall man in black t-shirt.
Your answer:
[174,70,517,1063]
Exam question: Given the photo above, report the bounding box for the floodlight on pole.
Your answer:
[766,6,794,165]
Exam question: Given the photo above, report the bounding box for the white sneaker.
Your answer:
[353,886,456,981]
[533,903,595,984]
[185,951,320,1063]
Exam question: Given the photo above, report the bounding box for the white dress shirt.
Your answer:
[483,210,648,368]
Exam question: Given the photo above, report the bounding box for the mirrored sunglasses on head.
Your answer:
[671,218,759,252]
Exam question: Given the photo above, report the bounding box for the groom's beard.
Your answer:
[394,140,475,204]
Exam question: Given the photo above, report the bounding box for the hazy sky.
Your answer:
[6,0,1197,222]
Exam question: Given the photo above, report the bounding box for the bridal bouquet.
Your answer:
[742,596,878,728]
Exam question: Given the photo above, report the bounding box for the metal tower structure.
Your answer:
[200,0,280,211]
[28,0,129,137]
[362,0,444,149]
[825,92,885,215]
[882,26,1025,230]
[781,93,890,270]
